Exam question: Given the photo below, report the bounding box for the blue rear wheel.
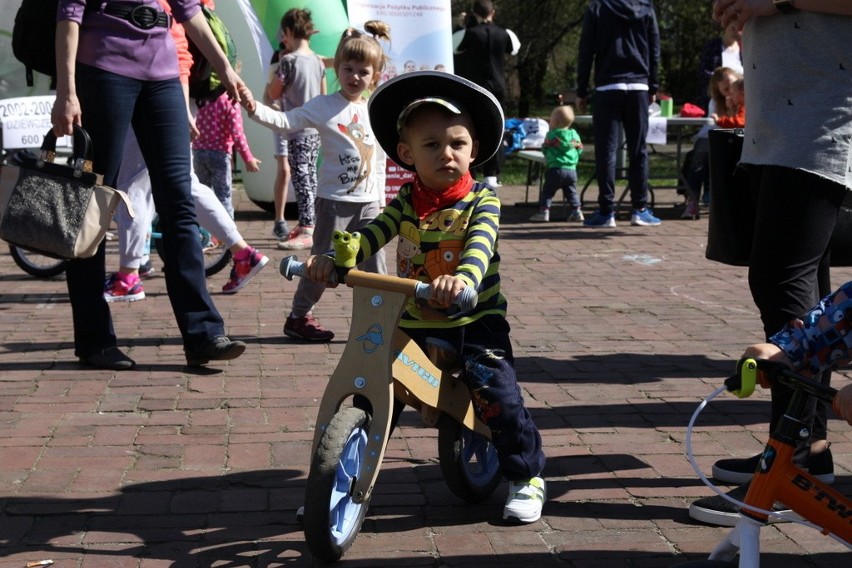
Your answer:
[438,415,502,502]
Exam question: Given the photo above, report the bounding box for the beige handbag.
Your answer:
[0,126,132,259]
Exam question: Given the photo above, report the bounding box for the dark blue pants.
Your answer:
[539,167,580,209]
[405,315,545,481]
[592,90,651,214]
[747,164,845,463]
[67,64,225,357]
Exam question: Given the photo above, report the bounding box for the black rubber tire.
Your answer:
[9,246,67,278]
[152,220,232,277]
[437,415,502,503]
[303,407,371,563]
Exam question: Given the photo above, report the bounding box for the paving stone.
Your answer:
[0,185,850,567]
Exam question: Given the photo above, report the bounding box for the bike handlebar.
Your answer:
[279,256,479,314]
[725,357,838,405]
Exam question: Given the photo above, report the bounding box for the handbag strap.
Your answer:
[40,124,94,174]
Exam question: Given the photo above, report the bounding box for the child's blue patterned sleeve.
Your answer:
[769,281,852,375]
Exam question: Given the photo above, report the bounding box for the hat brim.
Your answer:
[368,71,504,172]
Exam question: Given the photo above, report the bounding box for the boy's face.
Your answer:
[397,106,479,191]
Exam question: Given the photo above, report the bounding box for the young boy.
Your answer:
[299,71,547,523]
[530,105,584,223]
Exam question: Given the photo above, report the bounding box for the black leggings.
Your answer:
[746,165,846,462]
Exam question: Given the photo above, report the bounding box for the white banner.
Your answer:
[346,0,454,79]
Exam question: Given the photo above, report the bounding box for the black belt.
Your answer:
[103,2,171,30]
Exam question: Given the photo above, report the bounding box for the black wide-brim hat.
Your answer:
[368,71,504,171]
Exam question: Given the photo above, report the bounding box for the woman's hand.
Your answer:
[51,92,82,137]
[713,0,777,29]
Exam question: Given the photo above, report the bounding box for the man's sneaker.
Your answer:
[278,225,314,250]
[222,247,269,294]
[139,260,155,279]
[567,209,585,222]
[530,209,550,222]
[689,481,794,527]
[185,335,246,367]
[630,208,662,226]
[284,314,334,342]
[503,476,546,524]
[272,220,290,240]
[104,273,145,303]
[713,448,834,485]
[583,210,616,228]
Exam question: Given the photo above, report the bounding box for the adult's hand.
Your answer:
[712,0,776,29]
[576,97,587,114]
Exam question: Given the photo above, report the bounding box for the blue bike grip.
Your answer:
[414,283,478,313]
[278,255,340,285]
[279,255,305,280]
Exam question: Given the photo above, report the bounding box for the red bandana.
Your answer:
[411,172,475,220]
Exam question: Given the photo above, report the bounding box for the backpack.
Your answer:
[12,0,60,86]
[12,0,95,87]
[188,4,238,106]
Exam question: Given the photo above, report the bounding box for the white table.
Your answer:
[512,115,714,208]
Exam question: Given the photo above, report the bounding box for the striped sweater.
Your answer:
[355,181,507,329]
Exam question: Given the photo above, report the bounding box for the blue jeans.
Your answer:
[67,63,225,357]
[592,90,651,214]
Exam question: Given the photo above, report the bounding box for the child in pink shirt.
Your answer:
[193,90,262,218]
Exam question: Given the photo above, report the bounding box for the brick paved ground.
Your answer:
[0,184,849,567]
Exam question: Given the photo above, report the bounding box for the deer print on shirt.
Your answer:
[337,114,374,193]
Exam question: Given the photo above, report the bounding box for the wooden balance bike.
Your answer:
[279,253,502,563]
[676,358,851,567]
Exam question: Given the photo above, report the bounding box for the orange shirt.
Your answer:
[716,105,746,128]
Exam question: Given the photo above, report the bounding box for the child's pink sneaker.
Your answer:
[222,247,269,294]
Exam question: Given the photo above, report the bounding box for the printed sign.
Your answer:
[0,96,70,150]
[647,116,667,145]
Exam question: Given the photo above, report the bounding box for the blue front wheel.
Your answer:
[303,407,371,562]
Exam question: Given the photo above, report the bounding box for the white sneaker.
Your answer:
[530,209,550,222]
[567,209,585,222]
[503,476,546,523]
[484,176,499,187]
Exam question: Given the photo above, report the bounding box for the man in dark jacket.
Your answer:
[576,0,661,228]
[453,0,520,187]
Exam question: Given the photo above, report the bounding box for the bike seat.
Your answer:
[426,337,462,374]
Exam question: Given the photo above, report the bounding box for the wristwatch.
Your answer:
[773,0,798,14]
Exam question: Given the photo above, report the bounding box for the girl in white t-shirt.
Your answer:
[241,21,391,341]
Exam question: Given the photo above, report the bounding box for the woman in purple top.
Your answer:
[52,0,248,369]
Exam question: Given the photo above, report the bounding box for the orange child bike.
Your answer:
[676,358,851,567]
